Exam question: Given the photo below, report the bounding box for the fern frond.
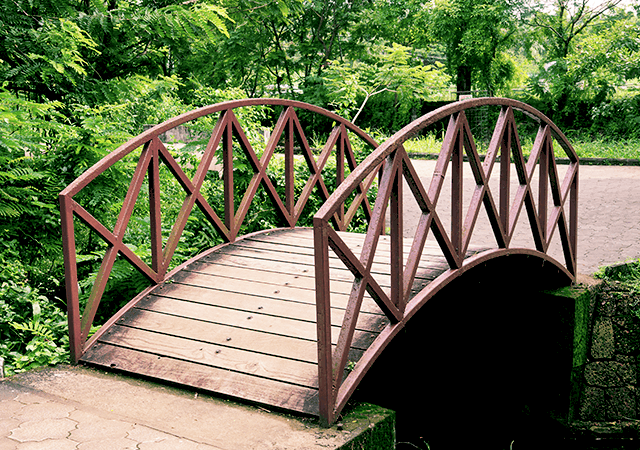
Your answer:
[11,321,56,341]
[0,200,21,218]
[194,3,232,38]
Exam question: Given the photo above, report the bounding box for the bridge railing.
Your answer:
[313,98,579,425]
[60,99,379,363]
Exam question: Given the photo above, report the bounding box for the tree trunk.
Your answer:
[456,66,472,99]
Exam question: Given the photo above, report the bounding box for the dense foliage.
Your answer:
[0,0,639,375]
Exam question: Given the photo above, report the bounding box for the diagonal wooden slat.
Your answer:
[400,153,459,272]
[228,109,292,232]
[290,108,336,225]
[458,113,504,256]
[327,227,401,323]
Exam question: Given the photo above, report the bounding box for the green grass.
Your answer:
[595,259,640,319]
[401,134,640,162]
[570,137,640,160]
[402,134,442,155]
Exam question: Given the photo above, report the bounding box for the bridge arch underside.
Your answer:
[351,253,576,449]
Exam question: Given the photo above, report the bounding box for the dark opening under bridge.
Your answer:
[60,98,579,426]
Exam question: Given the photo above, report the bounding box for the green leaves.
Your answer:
[0,250,69,376]
[0,92,60,219]
[525,2,639,128]
[428,0,520,94]
[0,0,232,102]
[567,17,640,99]
[323,43,451,124]
[150,1,233,45]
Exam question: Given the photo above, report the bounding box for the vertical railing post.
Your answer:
[499,112,511,239]
[149,142,163,275]
[390,157,403,311]
[539,133,549,243]
[451,121,463,256]
[285,115,295,220]
[337,126,345,225]
[223,113,235,239]
[59,194,82,363]
[570,165,579,276]
[314,218,334,426]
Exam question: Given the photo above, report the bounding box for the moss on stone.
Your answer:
[338,403,396,450]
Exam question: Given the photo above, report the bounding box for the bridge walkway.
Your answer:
[80,228,480,416]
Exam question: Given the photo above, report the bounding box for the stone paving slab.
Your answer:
[0,366,393,450]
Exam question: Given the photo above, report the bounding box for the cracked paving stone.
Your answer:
[129,426,216,450]
[1,436,18,450]
[138,437,215,450]
[15,403,75,421]
[127,425,171,444]
[128,426,223,450]
[76,437,139,450]
[9,418,76,442]
[11,394,50,405]
[0,419,20,437]
[15,439,79,450]
[68,411,133,442]
[0,400,25,420]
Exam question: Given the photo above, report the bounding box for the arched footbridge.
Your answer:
[60,98,578,426]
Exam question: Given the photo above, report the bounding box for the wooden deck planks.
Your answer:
[97,325,320,387]
[151,283,387,334]
[80,228,466,417]
[82,344,320,414]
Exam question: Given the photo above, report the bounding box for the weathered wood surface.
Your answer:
[80,227,478,416]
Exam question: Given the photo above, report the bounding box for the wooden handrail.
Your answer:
[313,98,579,425]
[60,99,379,363]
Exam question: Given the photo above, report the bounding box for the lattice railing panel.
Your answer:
[313,98,579,425]
[60,100,379,362]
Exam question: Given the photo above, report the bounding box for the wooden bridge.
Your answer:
[60,98,578,426]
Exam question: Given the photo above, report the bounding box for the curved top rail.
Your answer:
[60,98,380,363]
[61,99,378,198]
[317,98,577,222]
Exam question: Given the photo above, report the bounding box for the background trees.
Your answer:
[524,0,633,122]
[3,0,637,128]
[427,0,522,96]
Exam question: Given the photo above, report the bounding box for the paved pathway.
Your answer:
[572,163,640,273]
[1,162,639,449]
[0,366,386,450]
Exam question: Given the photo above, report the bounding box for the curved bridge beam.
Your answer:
[314,98,579,425]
